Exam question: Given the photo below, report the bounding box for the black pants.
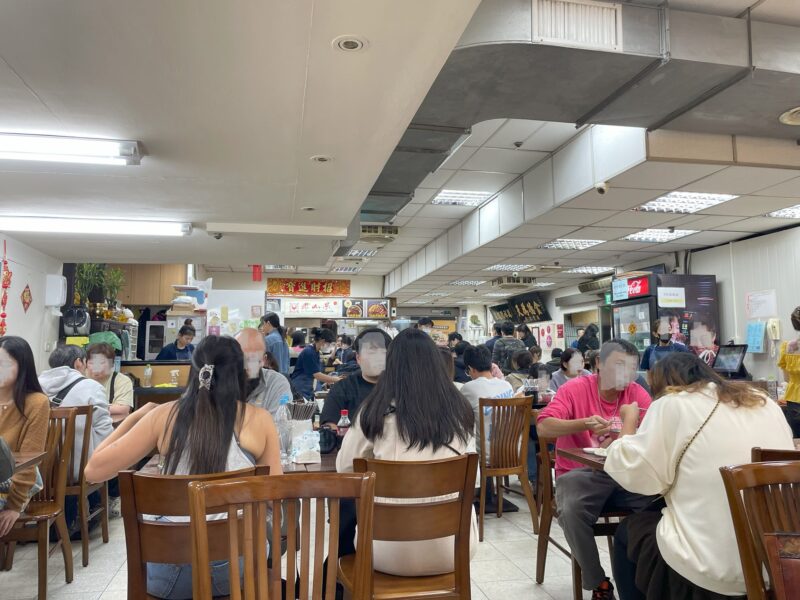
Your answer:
[613,517,646,600]
[784,402,800,438]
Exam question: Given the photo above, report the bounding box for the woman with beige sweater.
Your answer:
[337,327,477,576]
[0,336,50,538]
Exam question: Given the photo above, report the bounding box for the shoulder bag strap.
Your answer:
[51,377,86,406]
[664,399,721,496]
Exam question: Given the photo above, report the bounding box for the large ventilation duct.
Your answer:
[363,0,800,223]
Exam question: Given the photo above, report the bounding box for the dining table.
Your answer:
[138,451,339,476]
[557,447,606,471]
[12,451,47,474]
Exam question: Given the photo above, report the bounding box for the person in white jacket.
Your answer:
[604,352,794,600]
[39,344,114,530]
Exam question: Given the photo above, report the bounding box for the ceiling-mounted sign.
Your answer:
[267,278,350,298]
[612,275,653,302]
[283,299,342,318]
[490,292,551,324]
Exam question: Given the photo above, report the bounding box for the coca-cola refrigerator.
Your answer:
[611,273,719,364]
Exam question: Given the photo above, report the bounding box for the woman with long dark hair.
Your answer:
[576,323,600,355]
[0,336,49,537]
[336,327,476,577]
[85,335,281,599]
[155,320,196,361]
[289,327,341,400]
[605,352,793,600]
[259,312,289,375]
[515,323,538,349]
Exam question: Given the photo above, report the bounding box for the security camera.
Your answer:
[473,288,478,293]
[213,232,223,240]
[595,182,609,195]
[513,141,523,149]
[511,271,520,279]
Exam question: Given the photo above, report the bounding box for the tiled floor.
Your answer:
[1,484,610,600]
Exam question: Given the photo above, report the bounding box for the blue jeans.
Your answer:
[147,559,242,600]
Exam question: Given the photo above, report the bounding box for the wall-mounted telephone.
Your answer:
[767,318,781,342]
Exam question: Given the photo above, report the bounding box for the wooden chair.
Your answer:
[60,404,110,567]
[0,407,77,600]
[752,447,800,462]
[119,465,268,600]
[534,426,622,600]
[477,396,539,540]
[763,533,800,600]
[341,453,478,600]
[189,472,376,600]
[720,460,800,600]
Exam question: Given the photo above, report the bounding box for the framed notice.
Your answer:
[745,289,777,319]
[658,287,686,308]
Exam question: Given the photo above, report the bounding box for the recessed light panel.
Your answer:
[407,299,429,304]
[331,266,360,274]
[346,248,378,257]
[0,133,141,166]
[0,216,189,236]
[432,190,493,207]
[424,292,451,297]
[635,191,737,214]
[565,266,615,274]
[484,292,510,298]
[623,228,699,243]
[263,264,296,271]
[766,204,800,219]
[539,239,604,250]
[451,279,487,286]
[484,264,534,272]
[532,282,556,287]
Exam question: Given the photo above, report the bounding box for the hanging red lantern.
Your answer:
[251,265,262,282]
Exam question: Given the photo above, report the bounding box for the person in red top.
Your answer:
[537,339,653,600]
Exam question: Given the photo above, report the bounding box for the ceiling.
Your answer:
[617,0,800,25]
[0,0,480,264]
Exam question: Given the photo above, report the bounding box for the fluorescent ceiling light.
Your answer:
[532,281,556,287]
[263,265,296,271]
[484,264,534,272]
[331,266,360,274]
[346,248,379,258]
[451,279,487,286]
[424,292,451,297]
[765,204,800,219]
[0,216,189,236]
[484,292,510,298]
[539,238,604,250]
[0,133,141,166]
[432,190,493,207]
[635,191,737,214]
[407,299,429,304]
[565,266,615,274]
[623,228,699,243]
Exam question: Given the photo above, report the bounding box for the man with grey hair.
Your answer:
[39,344,114,529]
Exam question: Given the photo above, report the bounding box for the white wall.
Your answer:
[198,271,385,297]
[0,234,63,371]
[690,226,800,380]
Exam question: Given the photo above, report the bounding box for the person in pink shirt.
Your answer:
[537,339,654,600]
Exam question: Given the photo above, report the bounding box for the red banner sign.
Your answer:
[267,278,351,297]
[626,276,650,298]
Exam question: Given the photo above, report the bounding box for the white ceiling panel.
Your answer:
[713,217,800,232]
[506,224,581,238]
[563,226,641,240]
[486,119,545,149]
[483,237,547,249]
[566,249,627,260]
[445,170,517,193]
[415,204,474,218]
[419,169,456,189]
[663,214,746,229]
[390,216,411,227]
[521,121,578,152]
[463,119,507,147]
[752,176,800,198]
[513,248,577,259]
[677,231,748,246]
[698,195,800,217]
[564,187,666,210]
[395,203,423,218]
[751,0,800,27]
[411,188,438,203]
[682,166,800,195]
[595,240,657,252]
[406,217,459,229]
[439,144,478,170]
[466,246,524,258]
[533,208,618,226]
[610,162,725,190]
[593,211,679,228]
[462,147,547,174]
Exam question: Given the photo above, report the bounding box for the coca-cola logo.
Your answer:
[627,276,649,297]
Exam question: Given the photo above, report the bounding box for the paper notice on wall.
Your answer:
[745,289,777,319]
[746,320,766,353]
[657,287,686,308]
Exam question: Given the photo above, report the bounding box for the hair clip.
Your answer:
[198,364,214,390]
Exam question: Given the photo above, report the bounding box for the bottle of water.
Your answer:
[143,364,153,388]
[275,395,293,465]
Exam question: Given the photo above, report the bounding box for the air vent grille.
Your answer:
[533,0,622,51]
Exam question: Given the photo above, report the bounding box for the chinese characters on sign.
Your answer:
[283,299,342,318]
[489,292,552,324]
[266,278,351,297]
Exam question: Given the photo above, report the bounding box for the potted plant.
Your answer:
[103,266,126,308]
[74,263,105,306]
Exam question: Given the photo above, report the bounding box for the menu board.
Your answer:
[366,299,390,319]
[490,292,551,324]
[342,299,364,318]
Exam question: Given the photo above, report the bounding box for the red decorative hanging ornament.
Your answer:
[0,241,12,335]
[21,284,32,313]
[250,264,262,282]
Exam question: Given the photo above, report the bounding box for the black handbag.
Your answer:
[319,425,339,454]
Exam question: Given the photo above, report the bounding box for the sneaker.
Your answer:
[591,578,615,600]
[109,496,122,519]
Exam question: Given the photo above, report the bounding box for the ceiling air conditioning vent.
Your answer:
[492,276,536,291]
[360,225,398,244]
[577,276,613,294]
[533,0,622,52]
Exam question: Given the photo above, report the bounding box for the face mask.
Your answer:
[87,357,111,377]
[658,333,671,343]
[421,328,432,335]
[322,344,334,354]
[244,353,263,379]
[359,350,387,378]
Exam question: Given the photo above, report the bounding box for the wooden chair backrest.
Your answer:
[119,465,267,600]
[58,404,91,488]
[33,407,77,506]
[752,447,800,463]
[533,409,556,502]
[353,454,478,596]
[479,396,532,470]
[719,461,800,600]
[188,472,376,600]
[764,533,800,600]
